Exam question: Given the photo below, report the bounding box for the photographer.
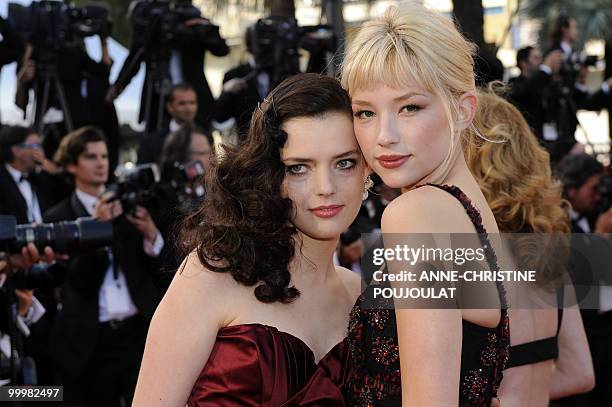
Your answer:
[0,16,24,72]
[0,243,56,385]
[44,127,163,405]
[215,8,335,141]
[214,29,273,140]
[556,154,612,234]
[0,126,66,224]
[152,123,211,292]
[15,35,120,162]
[0,16,25,127]
[107,0,229,133]
[137,83,198,164]
[555,153,612,405]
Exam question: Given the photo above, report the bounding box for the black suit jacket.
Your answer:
[0,17,24,67]
[136,122,170,165]
[114,2,229,131]
[44,193,160,380]
[509,69,585,162]
[215,63,264,139]
[0,165,66,224]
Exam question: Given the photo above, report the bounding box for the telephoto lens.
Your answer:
[0,215,113,254]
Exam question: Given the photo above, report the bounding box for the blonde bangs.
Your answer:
[342,33,433,95]
[340,1,479,186]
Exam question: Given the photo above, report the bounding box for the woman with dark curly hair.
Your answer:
[132,73,368,406]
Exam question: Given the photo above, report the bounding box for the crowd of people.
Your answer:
[0,0,611,406]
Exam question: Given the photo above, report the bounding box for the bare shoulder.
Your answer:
[133,252,239,406]
[160,252,243,328]
[382,186,474,234]
[335,266,363,300]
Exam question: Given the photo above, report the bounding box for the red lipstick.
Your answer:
[376,154,410,169]
[309,205,344,218]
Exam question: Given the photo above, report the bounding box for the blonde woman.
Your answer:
[464,89,594,406]
[341,3,509,406]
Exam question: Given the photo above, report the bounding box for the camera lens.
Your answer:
[13,218,113,254]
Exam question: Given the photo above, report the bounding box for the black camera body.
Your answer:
[8,1,112,49]
[110,160,205,214]
[0,215,113,255]
[131,0,212,49]
[248,16,336,88]
[249,16,301,78]
[109,163,160,215]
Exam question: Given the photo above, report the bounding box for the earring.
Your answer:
[363,175,374,201]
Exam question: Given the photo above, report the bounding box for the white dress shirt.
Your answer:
[169,119,181,133]
[75,189,163,322]
[5,164,42,223]
[169,51,184,85]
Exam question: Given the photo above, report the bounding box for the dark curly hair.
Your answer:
[180,73,352,303]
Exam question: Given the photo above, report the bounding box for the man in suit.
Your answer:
[508,47,580,163]
[0,126,65,224]
[45,126,163,406]
[215,60,267,141]
[554,154,612,406]
[214,25,277,141]
[0,16,25,128]
[107,0,229,133]
[16,36,120,162]
[137,83,198,164]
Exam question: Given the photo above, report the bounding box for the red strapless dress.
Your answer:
[187,323,351,406]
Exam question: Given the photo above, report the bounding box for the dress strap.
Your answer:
[423,184,488,234]
[420,183,508,309]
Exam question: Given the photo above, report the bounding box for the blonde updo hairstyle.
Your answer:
[341,1,478,184]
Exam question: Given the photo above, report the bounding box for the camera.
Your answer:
[8,1,112,48]
[248,16,301,82]
[247,16,336,88]
[109,163,160,215]
[130,0,216,48]
[110,160,205,214]
[0,215,113,255]
[569,53,600,69]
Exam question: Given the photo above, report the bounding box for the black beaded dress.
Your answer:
[346,184,510,406]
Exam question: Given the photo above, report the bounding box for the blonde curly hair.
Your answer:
[463,87,569,234]
[463,86,570,289]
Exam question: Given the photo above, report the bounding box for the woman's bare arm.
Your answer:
[382,191,464,406]
[132,253,236,406]
[550,295,594,399]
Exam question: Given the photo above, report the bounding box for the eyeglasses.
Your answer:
[18,143,42,150]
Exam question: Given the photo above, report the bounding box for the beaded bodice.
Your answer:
[346,184,510,406]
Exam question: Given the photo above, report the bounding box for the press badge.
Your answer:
[542,123,558,141]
